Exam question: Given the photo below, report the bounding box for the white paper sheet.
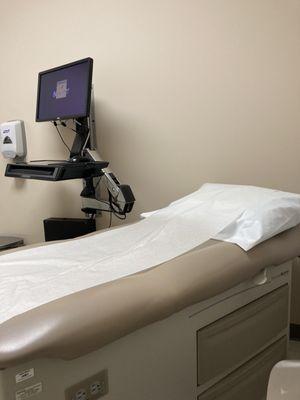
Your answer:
[142,183,300,251]
[0,187,243,324]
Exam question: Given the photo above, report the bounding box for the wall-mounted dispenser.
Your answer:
[0,120,27,160]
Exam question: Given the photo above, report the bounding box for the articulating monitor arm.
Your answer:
[80,149,135,217]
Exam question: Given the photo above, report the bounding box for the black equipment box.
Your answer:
[44,218,96,242]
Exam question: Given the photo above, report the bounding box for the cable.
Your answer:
[112,211,126,220]
[94,176,102,190]
[82,129,91,150]
[52,122,71,152]
[73,118,89,128]
[60,120,90,154]
[60,121,77,133]
[108,193,126,220]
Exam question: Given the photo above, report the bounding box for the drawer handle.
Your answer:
[253,269,269,285]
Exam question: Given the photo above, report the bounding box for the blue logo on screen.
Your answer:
[52,79,70,99]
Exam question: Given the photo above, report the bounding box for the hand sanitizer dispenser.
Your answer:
[0,120,27,159]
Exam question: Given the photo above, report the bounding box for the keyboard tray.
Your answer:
[5,161,109,181]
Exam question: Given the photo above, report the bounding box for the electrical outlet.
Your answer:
[65,370,108,400]
[90,380,105,396]
[74,388,88,400]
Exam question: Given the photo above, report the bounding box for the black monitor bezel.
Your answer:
[35,57,93,122]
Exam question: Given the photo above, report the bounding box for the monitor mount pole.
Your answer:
[68,87,96,161]
[69,117,90,160]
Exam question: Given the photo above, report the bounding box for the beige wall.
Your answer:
[0,0,300,244]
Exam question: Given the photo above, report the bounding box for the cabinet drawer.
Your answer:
[197,285,289,386]
[197,336,287,400]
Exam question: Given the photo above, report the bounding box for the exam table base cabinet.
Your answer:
[0,262,292,400]
[197,285,289,386]
[197,337,287,400]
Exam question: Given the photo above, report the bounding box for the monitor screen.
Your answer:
[36,58,93,122]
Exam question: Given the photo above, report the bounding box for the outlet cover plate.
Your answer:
[65,370,108,400]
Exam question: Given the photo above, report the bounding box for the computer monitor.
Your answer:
[36,58,93,122]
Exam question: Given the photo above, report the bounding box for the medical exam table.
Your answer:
[0,223,299,400]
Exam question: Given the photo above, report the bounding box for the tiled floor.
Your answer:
[288,340,300,359]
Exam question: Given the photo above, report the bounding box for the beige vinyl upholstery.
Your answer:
[0,225,300,369]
